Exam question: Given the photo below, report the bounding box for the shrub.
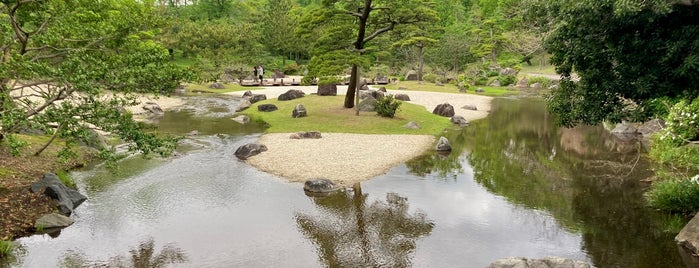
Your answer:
[56,170,76,189]
[497,75,517,86]
[485,70,499,77]
[4,134,27,157]
[422,73,437,83]
[474,76,488,86]
[282,62,300,75]
[659,98,699,145]
[376,95,402,118]
[527,76,555,89]
[646,177,699,213]
[0,239,14,258]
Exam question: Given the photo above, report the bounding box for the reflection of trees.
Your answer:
[296,184,434,267]
[61,238,188,268]
[462,98,685,267]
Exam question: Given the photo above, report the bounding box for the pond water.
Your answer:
[6,96,687,267]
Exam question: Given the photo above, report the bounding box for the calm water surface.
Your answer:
[6,96,686,267]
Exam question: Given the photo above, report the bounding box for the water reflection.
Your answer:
[60,238,187,267]
[296,184,434,267]
[408,98,684,267]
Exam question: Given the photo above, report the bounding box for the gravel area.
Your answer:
[235,85,495,184]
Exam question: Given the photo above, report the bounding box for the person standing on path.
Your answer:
[258,65,264,85]
[253,66,258,82]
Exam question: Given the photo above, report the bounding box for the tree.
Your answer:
[299,0,438,108]
[0,0,191,158]
[541,0,699,126]
[261,0,298,65]
[392,23,440,81]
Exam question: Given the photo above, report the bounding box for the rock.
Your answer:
[187,130,199,136]
[303,178,339,194]
[232,115,250,124]
[475,88,485,93]
[436,136,452,152]
[433,103,455,117]
[278,89,305,101]
[290,131,322,139]
[403,121,421,129]
[249,94,267,104]
[435,81,444,86]
[488,257,594,268]
[638,119,665,137]
[678,212,699,255]
[358,96,378,112]
[490,80,501,87]
[372,90,385,100]
[394,94,411,101]
[462,104,478,111]
[208,82,224,89]
[36,213,74,230]
[242,90,253,97]
[359,90,373,99]
[359,80,370,91]
[378,87,387,92]
[516,78,528,88]
[530,82,542,88]
[236,99,252,112]
[30,173,87,216]
[257,104,278,112]
[234,143,268,160]
[405,70,418,81]
[292,104,307,118]
[317,84,338,96]
[499,67,518,76]
[142,102,164,115]
[611,122,638,134]
[451,115,469,126]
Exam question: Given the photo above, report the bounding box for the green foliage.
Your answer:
[657,98,699,145]
[56,170,76,189]
[282,62,302,75]
[422,73,437,83]
[3,134,27,157]
[526,76,554,89]
[497,75,516,86]
[376,95,403,118]
[646,177,699,213]
[0,239,14,258]
[543,0,699,126]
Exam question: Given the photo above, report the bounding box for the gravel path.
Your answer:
[231,85,494,185]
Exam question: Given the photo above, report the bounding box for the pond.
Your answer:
[5,95,687,267]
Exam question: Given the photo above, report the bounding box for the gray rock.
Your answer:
[451,115,469,126]
[257,104,278,112]
[405,70,418,81]
[435,81,444,86]
[490,80,501,87]
[611,122,638,134]
[359,90,373,99]
[304,178,339,193]
[209,82,224,89]
[403,121,421,129]
[394,94,411,101]
[378,87,387,92]
[278,89,305,101]
[436,136,452,152]
[236,99,252,112]
[372,90,385,100]
[488,257,594,268]
[30,173,86,216]
[499,67,518,76]
[290,131,322,139]
[530,82,542,88]
[142,102,163,115]
[292,104,307,118]
[358,96,377,112]
[475,88,485,93]
[242,90,253,97]
[360,80,370,91]
[462,104,478,111]
[234,143,268,160]
[433,103,455,117]
[638,119,665,137]
[232,115,250,124]
[317,84,338,96]
[36,213,74,230]
[516,78,528,88]
[249,94,267,104]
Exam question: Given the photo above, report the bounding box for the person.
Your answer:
[253,66,258,82]
[258,65,264,85]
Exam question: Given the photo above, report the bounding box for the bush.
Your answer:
[527,76,555,89]
[422,73,437,83]
[646,177,699,213]
[376,95,402,118]
[474,76,488,86]
[0,239,14,258]
[282,62,301,75]
[659,98,699,145]
[497,75,517,86]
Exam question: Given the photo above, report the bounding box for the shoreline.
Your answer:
[230,85,494,184]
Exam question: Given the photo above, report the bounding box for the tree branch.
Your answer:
[362,22,395,44]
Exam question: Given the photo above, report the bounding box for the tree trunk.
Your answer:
[417,45,425,81]
[489,27,498,65]
[355,69,360,116]
[345,65,358,108]
[352,182,371,264]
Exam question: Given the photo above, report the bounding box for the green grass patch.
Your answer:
[646,178,699,213]
[56,170,76,189]
[0,239,14,258]
[243,95,452,135]
[384,81,517,97]
[186,83,248,94]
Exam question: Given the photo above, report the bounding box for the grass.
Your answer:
[56,170,76,189]
[0,239,14,258]
[384,81,517,97]
[242,95,453,135]
[645,179,699,213]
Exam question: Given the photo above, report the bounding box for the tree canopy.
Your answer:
[542,0,699,126]
[1,0,191,158]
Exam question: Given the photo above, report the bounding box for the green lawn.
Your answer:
[242,95,453,135]
[185,83,248,94]
[384,81,517,97]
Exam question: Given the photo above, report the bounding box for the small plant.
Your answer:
[497,75,517,86]
[56,170,77,189]
[527,76,555,89]
[376,95,402,118]
[659,98,699,145]
[422,73,437,83]
[4,134,28,157]
[0,239,15,258]
[646,176,699,213]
